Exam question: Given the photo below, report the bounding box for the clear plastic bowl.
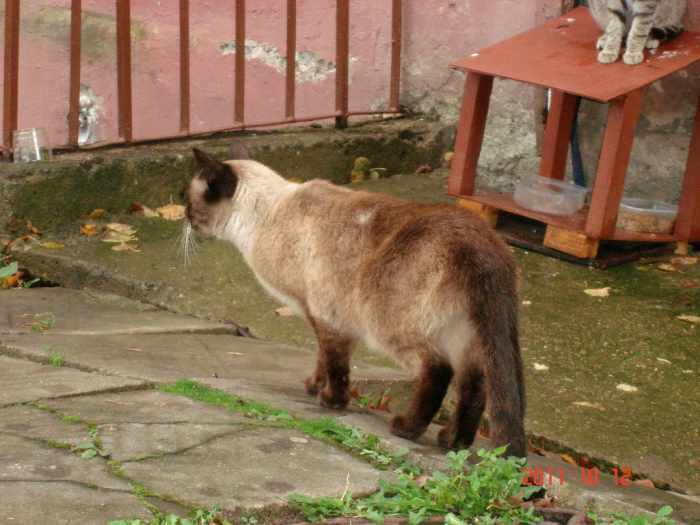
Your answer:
[617,197,678,234]
[514,175,587,215]
[12,128,52,162]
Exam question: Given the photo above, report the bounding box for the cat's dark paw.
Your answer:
[318,386,349,410]
[304,375,324,397]
[389,415,426,441]
[437,424,475,450]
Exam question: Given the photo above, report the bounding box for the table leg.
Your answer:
[539,89,577,180]
[447,73,494,197]
[675,96,700,244]
[585,88,645,239]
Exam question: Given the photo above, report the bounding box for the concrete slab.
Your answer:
[0,481,151,525]
[43,389,251,425]
[0,332,403,385]
[0,355,146,406]
[0,433,131,492]
[121,426,388,511]
[100,422,248,462]
[0,404,90,447]
[0,288,235,336]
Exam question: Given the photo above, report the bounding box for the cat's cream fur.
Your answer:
[185,148,526,456]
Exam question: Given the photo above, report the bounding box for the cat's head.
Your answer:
[184,145,249,237]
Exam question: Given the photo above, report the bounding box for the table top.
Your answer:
[452,7,700,102]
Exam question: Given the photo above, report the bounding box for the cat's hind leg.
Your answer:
[437,363,485,450]
[390,355,453,440]
[305,323,354,409]
[598,0,627,63]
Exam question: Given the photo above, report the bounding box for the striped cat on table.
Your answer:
[589,0,687,64]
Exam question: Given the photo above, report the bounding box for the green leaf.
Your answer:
[0,262,18,279]
[74,442,94,450]
[657,506,673,518]
[81,448,97,459]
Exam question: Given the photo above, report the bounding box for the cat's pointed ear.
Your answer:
[229,141,251,160]
[193,148,225,178]
[192,148,238,202]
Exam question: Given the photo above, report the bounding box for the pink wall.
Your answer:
[1,1,700,147]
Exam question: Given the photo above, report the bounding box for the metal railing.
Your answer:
[2,0,403,150]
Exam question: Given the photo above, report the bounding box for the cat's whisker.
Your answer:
[177,220,198,267]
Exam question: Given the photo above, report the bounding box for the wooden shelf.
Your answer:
[462,193,676,243]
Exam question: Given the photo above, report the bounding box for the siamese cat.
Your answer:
[184,147,526,457]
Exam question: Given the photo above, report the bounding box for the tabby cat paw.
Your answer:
[623,51,645,65]
[597,50,619,64]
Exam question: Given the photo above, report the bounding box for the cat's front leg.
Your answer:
[623,1,657,64]
[307,323,354,409]
[598,4,626,63]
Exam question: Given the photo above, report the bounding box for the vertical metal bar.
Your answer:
[3,0,20,149]
[234,0,246,125]
[285,0,296,120]
[389,0,402,112]
[68,0,82,146]
[116,0,133,142]
[335,0,349,128]
[179,0,190,132]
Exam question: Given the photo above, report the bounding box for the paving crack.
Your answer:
[119,428,248,464]
[0,478,134,495]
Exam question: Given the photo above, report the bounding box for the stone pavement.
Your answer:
[0,288,698,524]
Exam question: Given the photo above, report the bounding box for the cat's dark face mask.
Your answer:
[185,148,241,237]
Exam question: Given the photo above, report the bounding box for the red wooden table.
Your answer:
[448,7,700,258]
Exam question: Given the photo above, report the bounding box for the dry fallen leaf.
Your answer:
[680,279,699,289]
[80,224,98,237]
[289,437,308,444]
[126,347,144,352]
[2,272,20,289]
[573,401,605,411]
[131,202,159,218]
[157,204,186,221]
[677,315,700,325]
[616,383,639,393]
[657,263,678,272]
[105,223,136,235]
[671,256,698,266]
[584,287,610,298]
[102,231,137,244]
[227,351,244,357]
[88,208,106,220]
[275,306,295,317]
[533,363,549,371]
[522,300,532,306]
[111,243,141,252]
[26,221,42,236]
[656,357,671,365]
[633,479,655,489]
[40,241,65,250]
[560,453,578,466]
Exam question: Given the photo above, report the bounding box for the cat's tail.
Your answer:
[650,25,683,43]
[469,261,526,458]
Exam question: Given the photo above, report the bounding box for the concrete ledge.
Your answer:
[0,118,450,235]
